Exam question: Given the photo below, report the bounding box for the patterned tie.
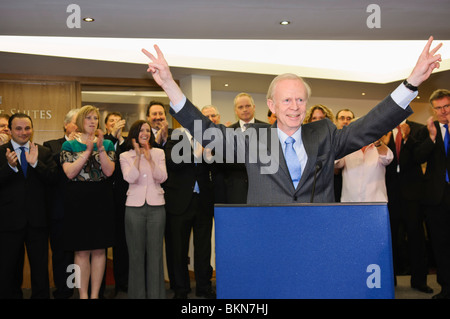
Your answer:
[444,124,449,182]
[395,125,402,161]
[19,146,28,177]
[191,137,200,193]
[285,136,301,188]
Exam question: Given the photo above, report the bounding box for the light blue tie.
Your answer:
[285,136,301,188]
[192,137,200,193]
[19,146,28,177]
[444,124,449,182]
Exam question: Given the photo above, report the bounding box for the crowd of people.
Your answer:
[0,37,448,299]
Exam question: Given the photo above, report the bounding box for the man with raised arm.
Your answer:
[142,37,442,205]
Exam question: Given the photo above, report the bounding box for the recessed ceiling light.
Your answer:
[361,92,366,96]
[224,83,229,87]
[83,17,95,22]
[280,20,290,25]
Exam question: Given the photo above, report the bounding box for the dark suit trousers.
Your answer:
[166,194,213,295]
[0,225,49,299]
[388,196,428,286]
[49,217,74,299]
[424,184,450,293]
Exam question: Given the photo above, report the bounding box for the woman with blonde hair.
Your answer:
[60,105,116,299]
[304,104,335,124]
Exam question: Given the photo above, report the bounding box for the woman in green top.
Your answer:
[60,105,116,299]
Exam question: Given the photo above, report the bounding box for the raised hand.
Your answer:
[68,131,81,141]
[131,138,141,154]
[142,45,173,88]
[5,148,18,167]
[426,116,437,142]
[141,138,152,162]
[407,36,443,87]
[142,45,184,105]
[85,137,94,154]
[155,120,169,145]
[25,142,38,166]
[96,129,105,152]
[112,119,126,140]
[399,122,411,140]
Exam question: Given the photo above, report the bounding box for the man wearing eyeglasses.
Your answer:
[415,89,450,299]
[201,105,221,125]
[335,109,355,129]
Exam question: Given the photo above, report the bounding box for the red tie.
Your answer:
[395,126,402,161]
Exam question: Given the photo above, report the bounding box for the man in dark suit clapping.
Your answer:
[414,89,450,299]
[0,113,58,299]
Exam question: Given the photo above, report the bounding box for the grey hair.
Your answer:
[201,105,220,115]
[64,108,80,125]
[266,73,312,101]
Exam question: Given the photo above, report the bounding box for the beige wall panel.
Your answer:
[0,80,79,145]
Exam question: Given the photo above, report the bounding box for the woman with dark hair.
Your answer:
[119,120,168,299]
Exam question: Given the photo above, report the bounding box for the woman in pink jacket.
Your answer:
[119,120,168,299]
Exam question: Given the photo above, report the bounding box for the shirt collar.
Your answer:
[11,139,30,151]
[239,118,255,128]
[277,126,302,146]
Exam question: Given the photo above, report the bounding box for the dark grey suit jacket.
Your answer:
[170,96,412,204]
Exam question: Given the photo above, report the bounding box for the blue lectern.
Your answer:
[214,203,394,299]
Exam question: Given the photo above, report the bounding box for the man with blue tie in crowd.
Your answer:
[0,113,57,299]
[414,89,450,299]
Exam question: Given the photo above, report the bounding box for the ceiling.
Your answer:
[1,0,449,100]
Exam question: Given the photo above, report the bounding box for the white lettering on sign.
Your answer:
[9,109,52,119]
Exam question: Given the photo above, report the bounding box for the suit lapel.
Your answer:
[296,124,319,192]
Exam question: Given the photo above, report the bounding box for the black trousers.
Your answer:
[165,194,213,295]
[424,185,450,293]
[0,225,49,299]
[389,197,428,286]
[49,218,74,299]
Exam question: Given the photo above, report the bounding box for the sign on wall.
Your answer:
[0,81,79,145]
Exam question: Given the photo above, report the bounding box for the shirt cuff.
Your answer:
[390,83,418,109]
[170,95,187,113]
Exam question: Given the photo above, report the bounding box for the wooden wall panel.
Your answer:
[0,80,79,145]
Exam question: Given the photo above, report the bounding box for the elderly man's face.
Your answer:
[0,117,10,135]
[202,108,221,124]
[267,78,308,136]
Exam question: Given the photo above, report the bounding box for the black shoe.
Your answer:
[196,288,216,299]
[432,291,450,299]
[412,284,434,294]
[173,292,188,299]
